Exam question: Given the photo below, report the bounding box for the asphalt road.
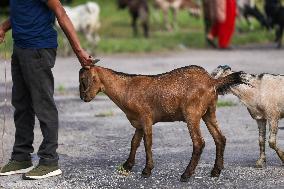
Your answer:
[1,48,284,188]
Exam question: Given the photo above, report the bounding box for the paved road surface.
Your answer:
[1,48,284,188]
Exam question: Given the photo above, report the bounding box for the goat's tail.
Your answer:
[214,72,245,95]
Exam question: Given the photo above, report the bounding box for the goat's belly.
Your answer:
[155,112,185,122]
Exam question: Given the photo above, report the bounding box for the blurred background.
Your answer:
[1,1,284,188]
[0,0,283,57]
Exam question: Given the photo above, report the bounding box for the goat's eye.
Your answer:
[80,77,87,88]
[83,78,89,87]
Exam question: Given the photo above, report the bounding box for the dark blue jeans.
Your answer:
[11,46,59,166]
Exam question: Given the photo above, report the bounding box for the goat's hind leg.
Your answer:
[141,118,154,178]
[123,128,144,171]
[180,113,204,182]
[202,105,226,177]
[268,119,284,163]
[139,7,149,38]
[131,13,139,37]
[276,26,283,48]
[255,119,267,168]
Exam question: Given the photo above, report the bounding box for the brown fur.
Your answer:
[117,0,149,37]
[79,64,244,181]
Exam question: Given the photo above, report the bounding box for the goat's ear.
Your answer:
[217,65,231,71]
[91,58,100,66]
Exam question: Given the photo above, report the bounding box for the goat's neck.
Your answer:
[230,84,258,107]
[96,66,128,107]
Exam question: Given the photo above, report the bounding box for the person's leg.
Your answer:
[209,23,219,38]
[0,46,34,176]
[207,23,219,48]
[17,47,61,179]
[11,47,36,162]
[218,23,234,48]
[218,0,237,48]
[16,48,59,166]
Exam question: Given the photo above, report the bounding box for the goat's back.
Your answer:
[258,74,284,107]
[123,66,216,122]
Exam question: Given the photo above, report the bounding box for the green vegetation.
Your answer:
[57,84,66,94]
[217,100,237,107]
[116,165,130,176]
[0,0,275,57]
[95,110,114,117]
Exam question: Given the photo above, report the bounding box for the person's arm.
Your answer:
[46,0,93,67]
[0,19,11,44]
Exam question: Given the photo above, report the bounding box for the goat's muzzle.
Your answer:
[79,75,94,102]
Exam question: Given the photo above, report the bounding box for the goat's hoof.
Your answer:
[122,162,133,171]
[210,168,221,177]
[141,168,152,178]
[255,160,266,169]
[180,174,190,182]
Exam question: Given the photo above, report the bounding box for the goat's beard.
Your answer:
[80,91,94,102]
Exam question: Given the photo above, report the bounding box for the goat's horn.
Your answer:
[92,58,100,65]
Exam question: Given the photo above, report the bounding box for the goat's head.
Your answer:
[117,0,128,9]
[79,59,103,102]
[211,65,233,79]
[212,65,256,87]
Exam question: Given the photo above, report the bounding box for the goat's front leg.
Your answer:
[276,26,283,49]
[268,119,284,163]
[255,119,267,168]
[138,7,149,38]
[131,14,138,37]
[180,115,204,182]
[163,9,172,31]
[123,128,144,171]
[141,119,154,178]
[172,8,178,30]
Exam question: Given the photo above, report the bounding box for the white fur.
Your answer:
[154,0,201,30]
[57,2,101,43]
[212,66,284,168]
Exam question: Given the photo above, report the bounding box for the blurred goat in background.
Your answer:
[154,0,201,31]
[265,0,284,48]
[237,0,268,30]
[117,0,149,38]
[56,2,101,55]
[0,0,9,15]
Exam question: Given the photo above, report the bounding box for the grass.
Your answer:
[0,0,275,57]
[217,100,237,107]
[116,165,130,176]
[95,110,114,117]
[57,84,66,94]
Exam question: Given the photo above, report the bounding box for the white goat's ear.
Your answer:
[223,65,231,71]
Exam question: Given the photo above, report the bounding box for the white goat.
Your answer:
[154,0,201,30]
[212,65,284,168]
[237,0,255,9]
[62,2,101,42]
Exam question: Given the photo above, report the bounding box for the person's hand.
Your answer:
[0,27,6,44]
[76,49,93,68]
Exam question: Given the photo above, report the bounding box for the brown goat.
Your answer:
[117,0,149,37]
[79,61,244,181]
